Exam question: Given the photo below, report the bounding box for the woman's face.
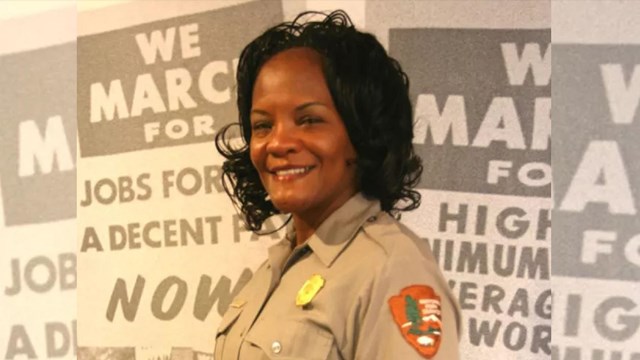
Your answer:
[249,47,358,220]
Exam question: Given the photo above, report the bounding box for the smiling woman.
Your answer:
[214,10,460,360]
[249,48,358,240]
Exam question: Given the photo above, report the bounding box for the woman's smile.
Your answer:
[269,165,315,180]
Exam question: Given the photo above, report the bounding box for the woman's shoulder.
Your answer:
[358,211,437,267]
[344,210,451,295]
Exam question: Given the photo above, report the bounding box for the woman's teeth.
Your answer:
[275,167,311,176]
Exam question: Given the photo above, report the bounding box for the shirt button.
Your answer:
[271,341,282,354]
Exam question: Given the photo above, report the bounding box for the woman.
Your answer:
[215,10,460,360]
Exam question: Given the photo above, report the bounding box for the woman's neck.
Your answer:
[292,215,321,247]
[290,190,359,247]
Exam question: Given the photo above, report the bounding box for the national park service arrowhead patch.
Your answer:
[388,285,442,358]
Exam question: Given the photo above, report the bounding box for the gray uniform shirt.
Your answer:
[214,193,461,359]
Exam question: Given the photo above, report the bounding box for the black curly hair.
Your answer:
[215,10,422,232]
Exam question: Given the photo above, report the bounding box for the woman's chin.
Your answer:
[269,196,307,215]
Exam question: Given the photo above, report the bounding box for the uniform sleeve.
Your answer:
[353,257,461,360]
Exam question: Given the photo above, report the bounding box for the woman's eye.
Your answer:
[299,116,322,125]
[251,121,272,132]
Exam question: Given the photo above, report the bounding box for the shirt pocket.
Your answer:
[245,320,335,360]
[214,305,244,360]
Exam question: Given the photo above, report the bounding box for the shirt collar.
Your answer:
[301,193,381,267]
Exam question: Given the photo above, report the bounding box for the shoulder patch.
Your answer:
[388,285,442,358]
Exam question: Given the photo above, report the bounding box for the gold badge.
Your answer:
[296,274,325,307]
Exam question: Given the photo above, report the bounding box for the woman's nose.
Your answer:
[265,122,300,156]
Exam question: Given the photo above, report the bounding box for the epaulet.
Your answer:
[361,212,419,255]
